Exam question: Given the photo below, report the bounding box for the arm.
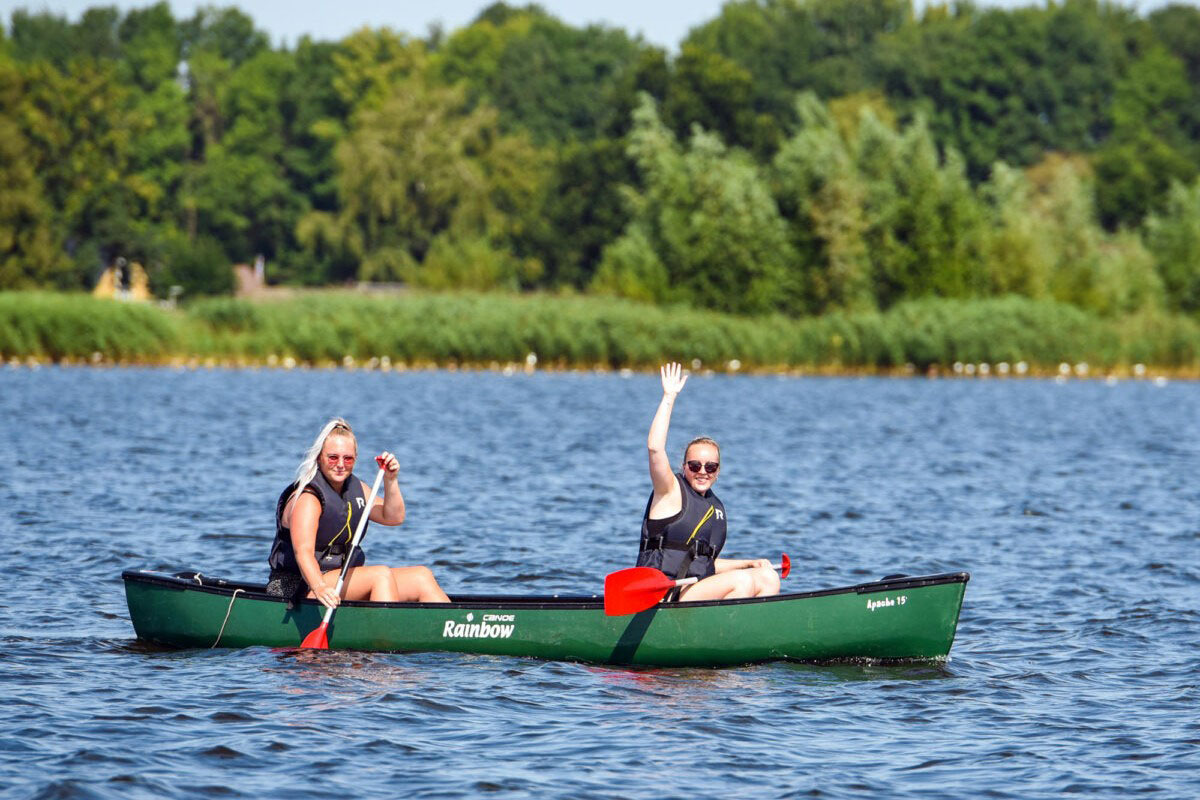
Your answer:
[284,492,341,608]
[367,451,405,526]
[647,363,687,505]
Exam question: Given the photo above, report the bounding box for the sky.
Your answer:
[0,0,1183,50]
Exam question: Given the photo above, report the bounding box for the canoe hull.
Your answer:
[122,569,969,667]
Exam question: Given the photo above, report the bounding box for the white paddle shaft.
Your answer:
[316,467,385,626]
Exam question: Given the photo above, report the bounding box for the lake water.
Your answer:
[2,366,1197,798]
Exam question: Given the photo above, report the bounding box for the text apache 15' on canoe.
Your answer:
[866,595,907,612]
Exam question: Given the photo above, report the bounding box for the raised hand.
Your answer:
[660,362,688,396]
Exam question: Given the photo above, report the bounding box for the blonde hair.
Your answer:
[682,436,720,464]
[293,417,357,491]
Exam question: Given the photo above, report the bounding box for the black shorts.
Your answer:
[266,569,306,601]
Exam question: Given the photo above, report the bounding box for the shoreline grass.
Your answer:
[3,290,1199,377]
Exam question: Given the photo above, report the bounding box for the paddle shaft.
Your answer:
[314,466,386,628]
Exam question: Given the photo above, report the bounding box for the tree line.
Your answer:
[2,0,1199,320]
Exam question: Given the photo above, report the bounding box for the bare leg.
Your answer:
[678,566,780,601]
[311,566,399,603]
[390,566,451,603]
[749,566,781,597]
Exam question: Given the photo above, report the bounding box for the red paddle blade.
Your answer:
[780,553,791,580]
[603,567,675,616]
[300,621,329,649]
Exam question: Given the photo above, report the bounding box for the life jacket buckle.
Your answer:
[642,535,665,551]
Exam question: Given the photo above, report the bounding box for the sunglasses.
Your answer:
[324,453,356,465]
[686,460,720,475]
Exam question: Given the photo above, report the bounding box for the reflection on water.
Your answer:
[772,660,957,684]
[269,649,449,698]
[2,368,1198,798]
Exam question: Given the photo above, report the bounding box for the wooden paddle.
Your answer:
[300,464,386,649]
[603,553,791,616]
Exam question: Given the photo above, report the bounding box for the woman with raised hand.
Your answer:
[266,418,450,606]
[636,363,780,601]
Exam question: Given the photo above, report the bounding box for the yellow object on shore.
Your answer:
[92,261,150,301]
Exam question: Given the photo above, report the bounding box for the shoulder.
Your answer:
[656,471,685,497]
[278,482,323,514]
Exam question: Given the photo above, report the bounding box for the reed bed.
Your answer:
[0,292,183,361]
[3,290,1199,373]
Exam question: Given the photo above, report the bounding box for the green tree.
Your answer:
[18,58,160,287]
[186,50,305,266]
[153,231,235,296]
[7,9,78,67]
[975,163,1052,299]
[852,109,987,307]
[181,6,270,67]
[1145,178,1200,313]
[0,58,67,288]
[1093,46,1197,229]
[431,4,646,144]
[593,96,798,314]
[272,37,351,284]
[685,0,911,124]
[1027,155,1161,316]
[532,138,636,288]
[873,1,1131,179]
[330,27,425,112]
[1149,4,1200,84]
[772,93,872,312]
[661,43,778,156]
[174,8,304,285]
[117,2,182,91]
[299,72,547,289]
[6,6,125,65]
[5,5,191,290]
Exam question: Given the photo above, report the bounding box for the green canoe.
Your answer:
[122,569,969,667]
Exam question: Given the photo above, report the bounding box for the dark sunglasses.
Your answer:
[686,460,720,475]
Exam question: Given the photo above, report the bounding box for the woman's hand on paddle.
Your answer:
[375,451,399,478]
[312,583,340,610]
[369,453,407,525]
[660,362,687,397]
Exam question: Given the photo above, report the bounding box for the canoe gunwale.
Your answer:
[121,568,970,612]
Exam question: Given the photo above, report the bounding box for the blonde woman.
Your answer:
[266,418,449,606]
[637,363,780,601]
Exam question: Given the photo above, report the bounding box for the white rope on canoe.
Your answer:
[211,589,244,648]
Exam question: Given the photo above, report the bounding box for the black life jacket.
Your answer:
[637,472,727,581]
[268,468,369,573]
